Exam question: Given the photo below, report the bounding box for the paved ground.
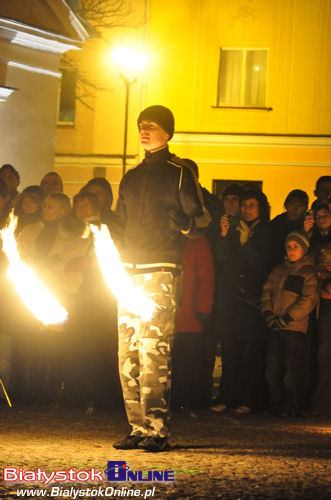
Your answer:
[0,405,330,499]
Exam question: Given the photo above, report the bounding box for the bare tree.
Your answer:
[60,0,146,110]
[68,0,146,35]
[78,0,145,30]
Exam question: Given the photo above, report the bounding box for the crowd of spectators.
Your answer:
[0,163,330,417]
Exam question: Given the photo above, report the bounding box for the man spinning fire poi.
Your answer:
[113,105,204,452]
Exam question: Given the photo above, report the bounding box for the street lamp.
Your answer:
[112,47,147,177]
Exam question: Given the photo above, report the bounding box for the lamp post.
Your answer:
[112,47,147,177]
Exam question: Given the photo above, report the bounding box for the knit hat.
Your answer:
[285,231,310,254]
[137,105,175,139]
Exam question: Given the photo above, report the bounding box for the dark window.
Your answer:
[58,68,77,123]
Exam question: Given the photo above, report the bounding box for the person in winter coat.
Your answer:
[261,231,318,416]
[305,203,331,415]
[70,190,122,410]
[171,234,214,412]
[113,105,204,452]
[13,193,73,404]
[80,178,122,243]
[212,188,274,414]
[270,189,309,266]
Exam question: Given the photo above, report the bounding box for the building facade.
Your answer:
[0,0,89,188]
[55,0,331,215]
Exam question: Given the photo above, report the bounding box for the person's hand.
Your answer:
[262,310,276,329]
[220,214,230,237]
[304,214,315,233]
[273,316,288,329]
[272,314,293,330]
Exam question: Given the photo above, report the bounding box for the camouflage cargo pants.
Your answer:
[118,271,177,438]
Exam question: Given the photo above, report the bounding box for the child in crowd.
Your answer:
[261,231,318,416]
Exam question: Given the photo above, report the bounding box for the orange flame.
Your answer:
[90,223,156,321]
[0,214,68,325]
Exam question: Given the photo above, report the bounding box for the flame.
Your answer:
[90,224,156,321]
[0,214,68,326]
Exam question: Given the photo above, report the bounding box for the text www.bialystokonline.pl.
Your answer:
[16,486,157,498]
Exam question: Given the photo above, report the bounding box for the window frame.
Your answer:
[215,47,270,110]
[57,67,77,126]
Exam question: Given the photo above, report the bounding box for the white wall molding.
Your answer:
[0,84,17,101]
[0,18,82,54]
[190,159,331,168]
[173,132,331,148]
[7,60,61,78]
[55,155,137,168]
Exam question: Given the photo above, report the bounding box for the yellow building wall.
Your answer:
[146,0,331,134]
[55,0,331,215]
[144,0,331,217]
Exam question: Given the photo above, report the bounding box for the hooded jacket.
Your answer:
[261,254,318,334]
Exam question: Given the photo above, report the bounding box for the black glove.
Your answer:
[168,209,191,234]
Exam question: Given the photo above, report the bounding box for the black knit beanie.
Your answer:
[137,105,175,139]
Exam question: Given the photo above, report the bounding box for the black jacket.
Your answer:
[115,146,203,265]
[214,219,275,340]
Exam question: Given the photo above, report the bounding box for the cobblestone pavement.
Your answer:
[0,406,330,499]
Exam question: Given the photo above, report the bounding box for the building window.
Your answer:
[58,68,77,123]
[217,48,268,108]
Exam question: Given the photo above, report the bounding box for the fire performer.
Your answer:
[113,105,204,452]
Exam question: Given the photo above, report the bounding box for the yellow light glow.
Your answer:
[112,47,147,72]
[90,224,156,321]
[0,214,68,326]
